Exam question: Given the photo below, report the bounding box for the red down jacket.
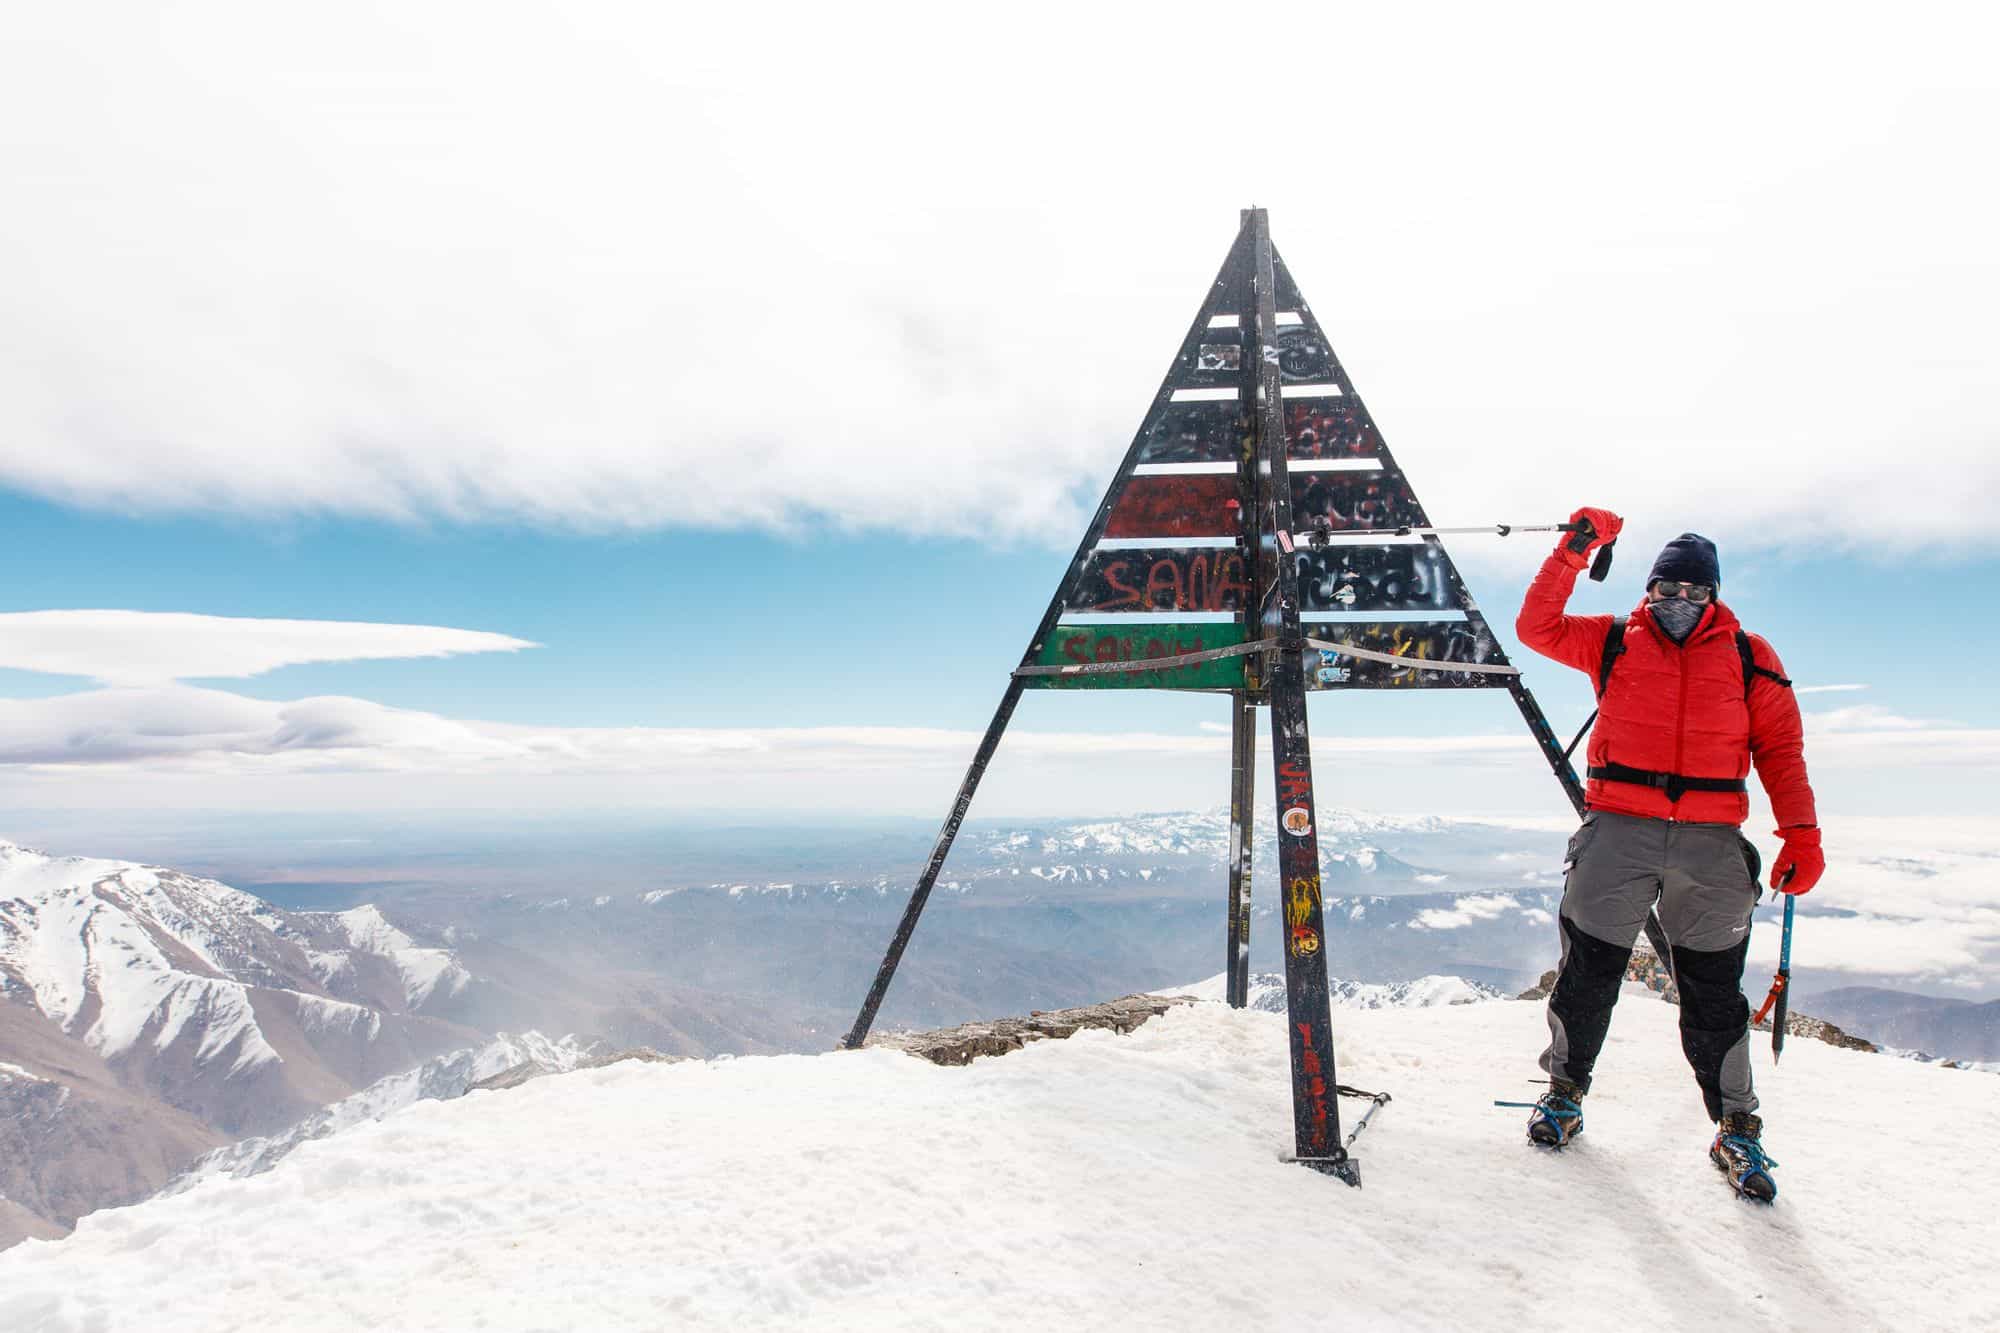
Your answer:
[1517,553,1818,829]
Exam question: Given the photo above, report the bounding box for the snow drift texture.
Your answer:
[3,991,1995,1331]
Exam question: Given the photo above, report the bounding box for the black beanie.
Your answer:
[1648,533,1720,588]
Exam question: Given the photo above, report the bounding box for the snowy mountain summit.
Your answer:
[3,989,1994,1331]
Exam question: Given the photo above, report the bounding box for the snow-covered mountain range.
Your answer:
[0,841,490,1247]
[1171,970,1508,1012]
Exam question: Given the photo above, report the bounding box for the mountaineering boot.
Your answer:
[1710,1111,1779,1202]
[1527,1080,1584,1148]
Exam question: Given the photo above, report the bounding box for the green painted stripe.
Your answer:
[1027,623,1248,690]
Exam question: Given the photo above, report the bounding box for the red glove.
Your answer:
[1771,826,1823,895]
[1556,506,1623,571]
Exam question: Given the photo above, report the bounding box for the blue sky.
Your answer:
[1,3,1996,825]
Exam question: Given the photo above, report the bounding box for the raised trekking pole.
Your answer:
[1305,519,1616,581]
[1751,877,1797,1062]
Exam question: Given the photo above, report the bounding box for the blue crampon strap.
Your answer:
[1492,1097,1582,1115]
[1721,1134,1779,1173]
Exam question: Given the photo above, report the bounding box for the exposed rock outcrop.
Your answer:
[865,993,1194,1066]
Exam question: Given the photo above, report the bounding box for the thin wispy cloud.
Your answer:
[1,685,1990,785]
[1,6,1995,555]
[1796,684,1869,695]
[0,611,535,686]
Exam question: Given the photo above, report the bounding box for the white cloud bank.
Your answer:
[0,611,535,686]
[1,6,1997,555]
[0,683,1991,799]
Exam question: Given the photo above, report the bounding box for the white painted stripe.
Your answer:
[1094,536,1239,551]
[1205,314,1240,329]
[1276,311,1304,326]
[1058,611,1239,625]
[1288,458,1381,472]
[1170,387,1242,402]
[1133,462,1236,476]
[1304,611,1470,624]
[1283,383,1345,398]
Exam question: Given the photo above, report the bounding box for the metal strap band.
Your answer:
[1304,637,1522,677]
[1013,637,1275,678]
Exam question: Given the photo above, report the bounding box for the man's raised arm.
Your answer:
[1514,505,1624,674]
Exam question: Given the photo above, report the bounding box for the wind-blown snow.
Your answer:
[6,997,1991,1330]
[163,1032,596,1191]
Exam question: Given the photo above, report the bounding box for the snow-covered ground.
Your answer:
[3,994,1994,1331]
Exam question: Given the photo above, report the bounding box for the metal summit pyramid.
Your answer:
[842,209,1593,1187]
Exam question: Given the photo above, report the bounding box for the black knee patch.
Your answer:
[1671,939,1752,1120]
[1548,915,1635,1092]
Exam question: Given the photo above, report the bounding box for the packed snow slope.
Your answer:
[3,994,1995,1332]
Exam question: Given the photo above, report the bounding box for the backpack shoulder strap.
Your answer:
[1736,630,1793,699]
[1595,616,1627,699]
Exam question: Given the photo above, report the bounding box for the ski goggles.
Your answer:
[1650,580,1714,602]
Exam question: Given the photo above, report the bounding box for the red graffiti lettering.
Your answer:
[1295,1022,1331,1147]
[1278,759,1312,802]
[1099,560,1144,611]
[1143,559,1183,611]
[1215,552,1249,608]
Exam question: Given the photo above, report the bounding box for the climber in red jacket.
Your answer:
[1513,508,1822,1202]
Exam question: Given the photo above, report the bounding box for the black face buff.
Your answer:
[1650,595,1705,642]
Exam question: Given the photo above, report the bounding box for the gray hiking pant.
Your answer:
[1540,810,1761,1120]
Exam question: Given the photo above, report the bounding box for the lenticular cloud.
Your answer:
[0,610,536,686]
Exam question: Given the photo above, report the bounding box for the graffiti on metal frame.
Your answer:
[1285,402,1379,460]
[1293,472,1426,534]
[1285,875,1323,958]
[1294,544,1461,614]
[1027,623,1247,691]
[1276,325,1332,382]
[1071,547,1252,614]
[1295,1020,1332,1149]
[1305,621,1510,690]
[1027,222,1518,699]
[1137,403,1245,465]
[1197,343,1242,371]
[1103,475,1242,539]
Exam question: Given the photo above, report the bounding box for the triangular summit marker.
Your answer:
[842,211,1591,1187]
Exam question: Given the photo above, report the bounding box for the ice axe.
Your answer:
[1334,520,1617,582]
[1751,873,1798,1062]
